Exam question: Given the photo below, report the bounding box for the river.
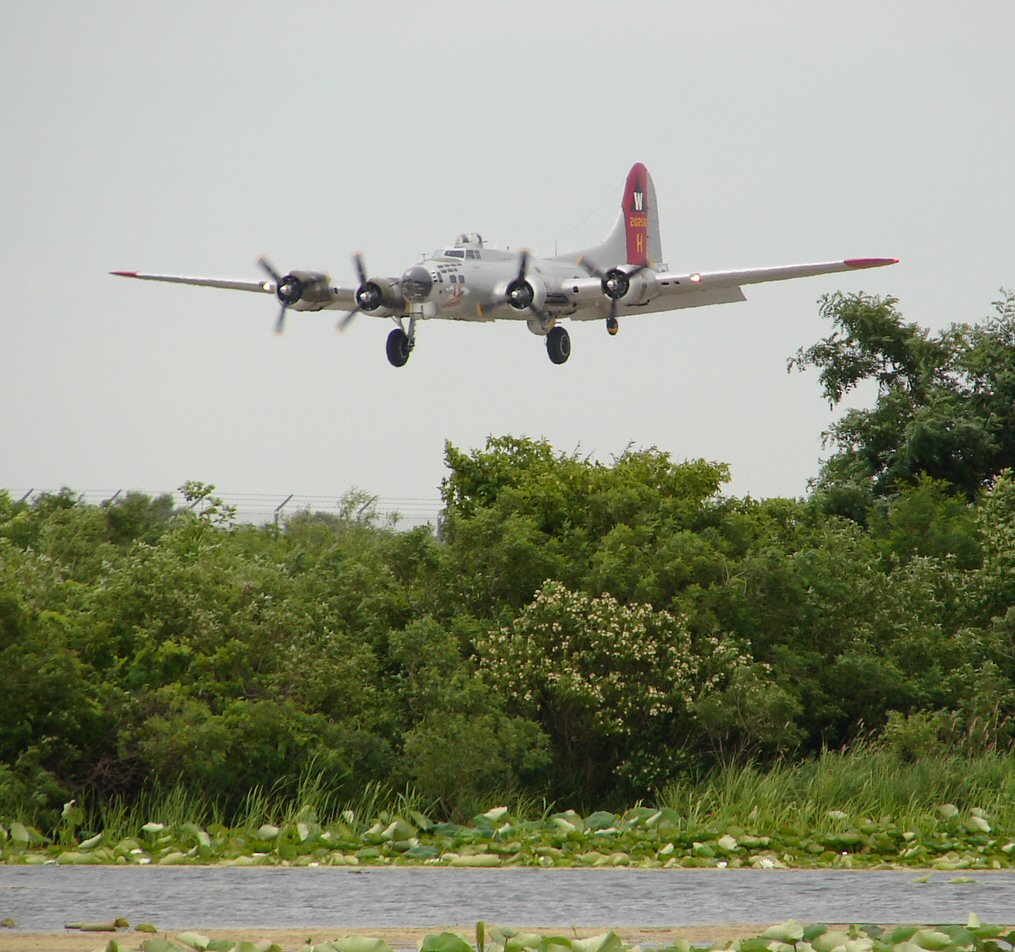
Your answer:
[2,867,1013,931]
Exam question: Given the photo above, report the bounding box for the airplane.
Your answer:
[112,163,897,367]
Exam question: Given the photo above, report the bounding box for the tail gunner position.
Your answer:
[113,164,897,367]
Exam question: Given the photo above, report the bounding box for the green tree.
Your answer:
[791,291,1015,503]
[440,436,730,612]
[388,617,549,815]
[868,476,981,568]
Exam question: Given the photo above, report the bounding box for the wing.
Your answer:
[110,270,272,293]
[651,257,900,311]
[567,257,898,319]
[665,257,899,292]
[110,270,358,310]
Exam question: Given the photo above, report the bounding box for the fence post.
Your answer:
[274,494,294,525]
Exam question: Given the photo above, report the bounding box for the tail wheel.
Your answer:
[546,326,571,365]
[386,328,411,367]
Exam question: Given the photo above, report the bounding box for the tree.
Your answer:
[440,436,731,612]
[791,291,1015,504]
[477,581,752,800]
[388,617,549,815]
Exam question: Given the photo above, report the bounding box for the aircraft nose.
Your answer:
[401,265,433,302]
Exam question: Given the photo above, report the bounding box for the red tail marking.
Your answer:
[623,162,650,267]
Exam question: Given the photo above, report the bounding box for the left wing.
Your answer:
[567,257,898,319]
[665,257,899,291]
[650,258,899,310]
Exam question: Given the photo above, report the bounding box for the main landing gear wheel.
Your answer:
[546,325,571,364]
[386,328,411,367]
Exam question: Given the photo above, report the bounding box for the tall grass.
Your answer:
[84,773,434,841]
[10,745,1015,839]
[656,743,1015,832]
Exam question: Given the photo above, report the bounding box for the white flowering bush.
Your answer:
[477,581,751,794]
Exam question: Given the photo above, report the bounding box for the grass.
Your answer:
[655,745,1015,834]
[88,776,434,844]
[4,745,1015,868]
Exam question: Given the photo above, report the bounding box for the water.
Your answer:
[2,867,1013,931]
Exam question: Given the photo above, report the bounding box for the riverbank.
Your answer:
[0,925,833,952]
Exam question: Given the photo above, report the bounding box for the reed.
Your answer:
[656,745,1015,833]
[7,747,1015,847]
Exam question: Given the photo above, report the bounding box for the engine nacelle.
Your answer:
[358,277,404,311]
[603,267,658,306]
[623,269,657,305]
[282,270,333,307]
[506,273,547,313]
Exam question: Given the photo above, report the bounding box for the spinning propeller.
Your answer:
[338,253,399,331]
[578,258,651,323]
[338,254,376,331]
[484,250,550,321]
[257,257,305,335]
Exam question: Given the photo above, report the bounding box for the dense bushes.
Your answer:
[4,293,1015,828]
[3,449,1014,828]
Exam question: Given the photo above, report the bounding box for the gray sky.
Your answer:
[4,2,1014,517]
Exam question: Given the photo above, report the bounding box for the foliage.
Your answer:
[478,581,752,798]
[3,747,1015,869]
[791,290,1015,502]
[4,288,1015,831]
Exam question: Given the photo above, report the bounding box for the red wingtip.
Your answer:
[844,258,899,269]
[110,270,138,277]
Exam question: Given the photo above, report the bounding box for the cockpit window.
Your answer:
[466,249,480,259]
[444,249,465,259]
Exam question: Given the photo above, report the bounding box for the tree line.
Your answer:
[3,291,1014,826]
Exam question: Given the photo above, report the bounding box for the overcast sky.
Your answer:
[4,2,1014,521]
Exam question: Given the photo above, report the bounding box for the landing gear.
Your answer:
[606,316,619,336]
[386,328,411,367]
[546,325,571,364]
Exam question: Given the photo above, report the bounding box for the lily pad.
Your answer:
[449,853,501,867]
[333,936,395,952]
[481,807,510,822]
[142,940,179,952]
[571,933,626,952]
[10,822,31,849]
[419,932,474,952]
[763,920,805,943]
[178,931,212,950]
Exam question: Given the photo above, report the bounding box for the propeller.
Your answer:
[578,258,651,323]
[338,253,385,331]
[257,257,305,335]
[484,250,550,321]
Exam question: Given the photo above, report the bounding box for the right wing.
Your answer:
[110,269,359,310]
[110,270,273,294]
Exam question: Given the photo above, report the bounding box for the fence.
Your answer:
[7,488,444,530]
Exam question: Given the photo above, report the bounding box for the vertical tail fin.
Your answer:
[555,163,664,270]
[622,162,662,267]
